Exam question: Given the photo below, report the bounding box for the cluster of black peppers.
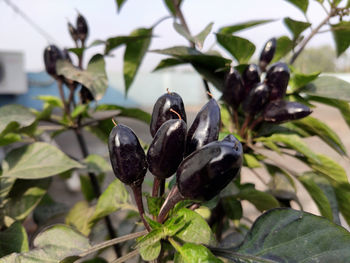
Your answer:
[108,91,243,229]
[223,38,312,139]
[43,12,94,104]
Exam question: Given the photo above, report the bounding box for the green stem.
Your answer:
[111,249,140,263]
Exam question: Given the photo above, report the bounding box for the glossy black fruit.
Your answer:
[265,62,290,101]
[223,68,245,109]
[185,99,221,156]
[108,124,147,186]
[76,13,89,43]
[150,92,187,137]
[80,86,94,104]
[263,100,312,124]
[177,139,243,201]
[242,64,261,96]
[147,119,187,179]
[242,83,271,115]
[259,38,276,72]
[43,45,64,77]
[68,22,78,42]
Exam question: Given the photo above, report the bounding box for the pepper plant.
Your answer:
[1,0,350,262]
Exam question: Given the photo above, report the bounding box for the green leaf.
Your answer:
[152,46,231,90]
[216,33,255,64]
[163,0,183,16]
[243,154,261,168]
[333,182,350,226]
[71,105,89,119]
[194,22,214,49]
[89,179,130,224]
[235,184,280,212]
[153,58,186,71]
[309,154,348,184]
[2,179,50,223]
[307,95,350,128]
[115,0,127,12]
[0,177,15,203]
[289,70,320,91]
[33,195,68,226]
[221,196,242,220]
[173,22,194,43]
[1,142,82,179]
[292,116,347,156]
[303,76,350,102]
[35,96,63,108]
[146,194,164,216]
[257,134,320,164]
[173,208,215,245]
[299,173,334,221]
[332,21,350,56]
[66,201,95,236]
[271,36,294,62]
[124,27,152,95]
[0,222,29,257]
[219,20,274,34]
[83,154,111,174]
[283,17,311,40]
[0,105,36,135]
[140,241,161,261]
[104,35,151,55]
[212,208,350,262]
[0,133,22,147]
[95,104,151,124]
[284,0,309,13]
[56,54,108,100]
[0,225,91,263]
[175,243,223,263]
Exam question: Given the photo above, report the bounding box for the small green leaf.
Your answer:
[163,0,183,16]
[56,55,108,100]
[307,96,350,128]
[66,201,95,236]
[0,105,36,135]
[292,116,347,156]
[243,154,261,168]
[221,196,242,220]
[89,179,130,224]
[104,35,150,55]
[173,22,194,43]
[71,105,89,119]
[35,96,63,108]
[290,70,320,91]
[173,208,215,245]
[176,243,223,263]
[299,172,333,221]
[0,222,29,257]
[2,179,50,222]
[333,182,350,226]
[194,22,214,49]
[284,0,309,13]
[1,142,82,179]
[332,21,350,56]
[146,194,164,216]
[216,33,255,64]
[219,20,274,34]
[123,27,152,95]
[115,0,127,12]
[0,133,21,147]
[235,184,280,212]
[136,228,166,248]
[271,36,294,62]
[0,225,91,262]
[283,17,311,40]
[140,241,161,261]
[257,134,320,164]
[83,154,111,174]
[95,104,151,124]
[153,58,186,71]
[303,76,350,102]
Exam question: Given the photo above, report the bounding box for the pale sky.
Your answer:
[0,0,340,72]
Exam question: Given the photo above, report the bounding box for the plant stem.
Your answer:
[172,0,212,99]
[289,10,334,64]
[111,249,140,263]
[73,127,122,256]
[130,184,151,232]
[56,78,70,116]
[78,42,85,69]
[159,179,165,197]
[240,115,252,137]
[152,177,162,197]
[157,185,185,223]
[249,116,263,131]
[78,230,147,258]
